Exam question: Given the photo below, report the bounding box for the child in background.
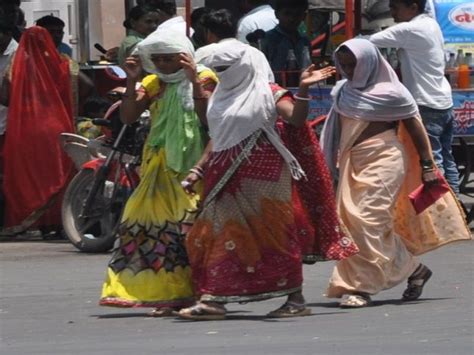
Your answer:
[77,96,111,139]
[261,0,312,87]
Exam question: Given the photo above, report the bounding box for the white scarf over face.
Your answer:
[205,40,305,179]
[136,30,196,110]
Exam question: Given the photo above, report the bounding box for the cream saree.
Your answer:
[326,116,471,298]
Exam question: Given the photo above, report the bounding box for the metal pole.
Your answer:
[354,0,362,36]
[77,0,90,63]
[185,0,191,37]
[345,0,354,39]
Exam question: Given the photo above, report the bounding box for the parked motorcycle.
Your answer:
[60,104,148,252]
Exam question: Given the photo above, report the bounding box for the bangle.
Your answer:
[420,159,434,170]
[189,167,204,179]
[294,94,312,101]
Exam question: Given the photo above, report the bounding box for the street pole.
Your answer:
[77,0,90,63]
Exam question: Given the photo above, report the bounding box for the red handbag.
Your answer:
[408,171,450,215]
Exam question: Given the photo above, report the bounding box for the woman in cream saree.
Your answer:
[321,39,470,308]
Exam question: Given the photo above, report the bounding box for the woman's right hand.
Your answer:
[422,169,440,186]
[300,64,336,88]
[123,56,143,82]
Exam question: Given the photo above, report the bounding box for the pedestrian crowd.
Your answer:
[0,0,470,319]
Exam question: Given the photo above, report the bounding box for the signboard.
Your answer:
[432,0,474,53]
[453,89,474,136]
[290,86,333,120]
[290,87,474,137]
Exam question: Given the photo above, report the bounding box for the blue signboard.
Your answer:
[290,87,473,137]
[432,0,474,45]
[453,89,474,136]
[290,86,333,120]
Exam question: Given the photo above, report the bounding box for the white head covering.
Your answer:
[320,38,418,176]
[196,38,274,81]
[136,30,196,110]
[206,40,304,179]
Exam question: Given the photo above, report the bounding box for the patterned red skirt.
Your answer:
[186,135,303,303]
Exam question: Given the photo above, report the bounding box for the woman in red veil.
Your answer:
[2,26,74,234]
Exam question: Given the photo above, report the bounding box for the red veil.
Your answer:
[3,26,74,230]
[271,84,359,262]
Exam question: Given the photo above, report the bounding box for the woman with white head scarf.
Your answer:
[178,40,339,320]
[321,39,470,308]
[100,31,218,316]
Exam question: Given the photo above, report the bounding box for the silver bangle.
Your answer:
[294,94,312,101]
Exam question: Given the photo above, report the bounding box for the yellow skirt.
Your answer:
[100,148,200,308]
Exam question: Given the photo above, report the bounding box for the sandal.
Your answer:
[178,303,226,321]
[147,307,176,318]
[340,293,371,308]
[402,264,432,301]
[266,301,311,318]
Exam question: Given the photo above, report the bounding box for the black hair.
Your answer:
[123,5,158,29]
[155,0,177,16]
[274,0,308,11]
[0,16,16,34]
[201,9,237,39]
[17,8,25,26]
[83,96,112,118]
[392,0,427,14]
[249,0,271,5]
[191,7,212,27]
[2,0,21,6]
[336,45,352,54]
[36,15,65,28]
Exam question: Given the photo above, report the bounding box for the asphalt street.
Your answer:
[0,237,473,355]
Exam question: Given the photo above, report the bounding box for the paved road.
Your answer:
[0,238,473,355]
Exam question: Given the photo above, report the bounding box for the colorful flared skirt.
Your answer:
[100,148,200,308]
[186,135,303,303]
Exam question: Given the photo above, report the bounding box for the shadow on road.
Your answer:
[307,297,453,308]
[93,310,345,322]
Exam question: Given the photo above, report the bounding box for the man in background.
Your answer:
[262,0,312,86]
[237,0,278,44]
[0,18,18,226]
[365,0,459,194]
[0,0,22,41]
[36,15,73,57]
[149,0,194,36]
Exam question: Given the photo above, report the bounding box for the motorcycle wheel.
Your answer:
[62,169,121,253]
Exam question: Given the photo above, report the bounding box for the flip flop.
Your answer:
[147,307,176,318]
[266,301,311,318]
[340,294,372,308]
[178,303,226,321]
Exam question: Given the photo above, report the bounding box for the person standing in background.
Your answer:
[36,15,73,57]
[194,9,239,66]
[262,0,312,87]
[117,5,160,68]
[365,0,459,195]
[236,0,278,44]
[0,0,22,41]
[2,27,75,235]
[190,7,212,49]
[149,0,194,36]
[0,18,18,227]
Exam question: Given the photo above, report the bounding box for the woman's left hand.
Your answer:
[181,172,200,195]
[422,169,439,185]
[300,64,336,88]
[180,53,199,83]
